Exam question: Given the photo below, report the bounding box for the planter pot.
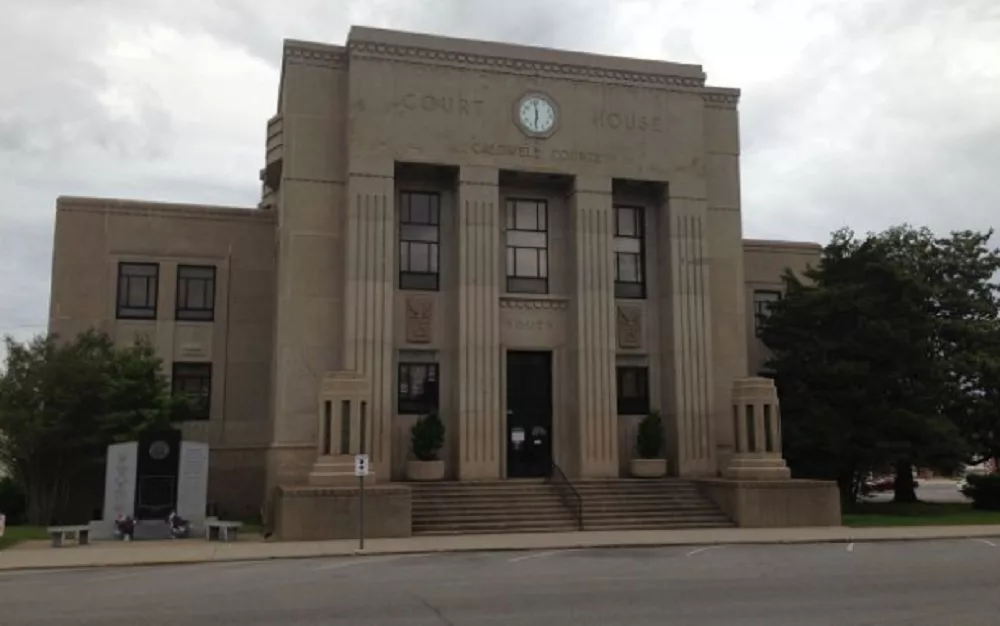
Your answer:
[406,459,445,482]
[630,458,667,478]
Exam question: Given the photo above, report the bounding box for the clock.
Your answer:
[514,92,558,137]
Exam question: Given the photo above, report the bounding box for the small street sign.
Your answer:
[354,454,370,477]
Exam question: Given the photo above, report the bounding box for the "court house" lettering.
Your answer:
[592,110,662,132]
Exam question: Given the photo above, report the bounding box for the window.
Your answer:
[398,362,439,414]
[753,290,782,336]
[176,265,216,321]
[616,366,650,415]
[172,363,212,421]
[505,198,548,294]
[614,206,645,299]
[399,191,440,290]
[117,262,159,319]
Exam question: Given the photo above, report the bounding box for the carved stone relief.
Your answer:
[405,296,434,344]
[616,305,643,349]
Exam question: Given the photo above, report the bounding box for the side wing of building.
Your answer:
[48,197,276,518]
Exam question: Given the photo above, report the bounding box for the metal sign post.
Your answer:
[354,453,369,551]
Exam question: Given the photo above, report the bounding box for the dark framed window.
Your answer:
[397,362,439,415]
[616,366,650,415]
[399,191,440,291]
[176,265,216,321]
[614,206,645,299]
[116,262,159,319]
[505,198,548,294]
[753,290,782,336]
[172,362,212,421]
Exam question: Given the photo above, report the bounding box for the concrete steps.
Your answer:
[575,479,734,531]
[411,481,577,535]
[409,478,733,535]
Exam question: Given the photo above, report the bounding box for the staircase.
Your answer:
[576,479,734,531]
[410,480,578,535]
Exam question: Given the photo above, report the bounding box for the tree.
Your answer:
[0,330,178,524]
[759,226,987,504]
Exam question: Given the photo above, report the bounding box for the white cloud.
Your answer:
[1,0,998,350]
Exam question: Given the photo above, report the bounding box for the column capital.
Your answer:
[571,174,612,196]
[458,165,498,186]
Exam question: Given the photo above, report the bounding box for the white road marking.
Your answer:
[973,538,996,548]
[313,553,420,571]
[685,546,723,557]
[847,543,855,553]
[507,549,578,563]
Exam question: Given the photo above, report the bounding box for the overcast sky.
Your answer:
[1,0,998,347]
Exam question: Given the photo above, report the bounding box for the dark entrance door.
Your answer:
[506,351,553,478]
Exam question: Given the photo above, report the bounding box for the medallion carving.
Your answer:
[405,296,434,343]
[616,305,643,349]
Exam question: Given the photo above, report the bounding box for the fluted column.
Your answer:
[343,164,395,479]
[723,377,790,480]
[570,176,618,478]
[456,166,502,479]
[660,197,716,475]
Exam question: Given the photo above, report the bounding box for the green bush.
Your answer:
[962,474,1000,510]
[411,411,445,462]
[0,476,27,525]
[636,411,664,459]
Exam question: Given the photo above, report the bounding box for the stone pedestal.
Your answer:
[723,377,790,480]
[273,484,411,541]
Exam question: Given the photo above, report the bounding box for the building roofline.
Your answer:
[743,238,823,253]
[56,196,273,223]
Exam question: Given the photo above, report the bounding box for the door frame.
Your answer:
[504,349,554,479]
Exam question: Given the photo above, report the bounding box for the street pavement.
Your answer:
[866,478,971,504]
[2,538,999,625]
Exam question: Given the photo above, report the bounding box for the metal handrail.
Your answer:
[547,462,583,530]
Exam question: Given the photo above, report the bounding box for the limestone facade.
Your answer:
[47,27,821,517]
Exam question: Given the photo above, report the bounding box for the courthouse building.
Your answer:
[48,27,838,535]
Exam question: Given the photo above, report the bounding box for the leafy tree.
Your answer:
[0,330,179,524]
[760,226,998,504]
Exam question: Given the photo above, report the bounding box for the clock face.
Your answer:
[516,94,557,136]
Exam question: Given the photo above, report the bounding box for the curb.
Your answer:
[2,529,999,572]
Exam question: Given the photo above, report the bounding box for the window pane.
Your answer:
[616,208,636,237]
[538,250,548,278]
[537,203,547,230]
[409,194,430,223]
[515,201,539,230]
[505,202,515,230]
[408,242,431,272]
[180,266,214,281]
[515,248,539,276]
[125,264,157,278]
[399,242,410,271]
[429,243,439,273]
[186,281,205,309]
[128,279,149,307]
[508,230,546,248]
[614,237,641,254]
[618,253,639,282]
[506,247,515,275]
[400,224,439,242]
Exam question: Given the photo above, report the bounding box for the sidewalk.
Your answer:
[2,524,999,572]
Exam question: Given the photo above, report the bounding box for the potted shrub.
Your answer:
[630,411,667,478]
[405,411,445,481]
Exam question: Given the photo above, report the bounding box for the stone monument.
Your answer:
[90,430,209,539]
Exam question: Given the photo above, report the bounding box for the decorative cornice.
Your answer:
[283,42,347,69]
[348,41,706,91]
[702,89,741,109]
[500,296,569,311]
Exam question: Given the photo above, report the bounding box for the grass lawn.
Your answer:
[0,525,48,550]
[843,501,1000,527]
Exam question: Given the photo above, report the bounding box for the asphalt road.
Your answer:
[866,478,971,503]
[2,538,1000,626]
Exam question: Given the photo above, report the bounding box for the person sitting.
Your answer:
[168,511,190,539]
[114,514,136,541]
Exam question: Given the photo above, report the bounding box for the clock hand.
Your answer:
[534,102,538,128]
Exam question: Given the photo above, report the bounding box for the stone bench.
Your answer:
[47,525,90,547]
[206,520,242,542]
